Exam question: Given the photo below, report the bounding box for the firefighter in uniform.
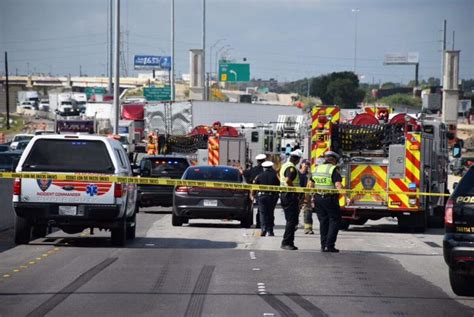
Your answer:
[244,154,267,228]
[253,161,280,236]
[309,151,343,253]
[279,150,302,250]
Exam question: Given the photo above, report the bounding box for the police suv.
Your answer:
[444,166,474,296]
[12,135,137,246]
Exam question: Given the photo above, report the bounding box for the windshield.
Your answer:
[183,166,242,183]
[13,135,33,142]
[22,139,114,173]
[453,167,474,197]
[141,157,189,177]
[0,153,20,167]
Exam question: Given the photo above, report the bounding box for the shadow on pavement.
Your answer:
[0,228,15,253]
[28,236,238,249]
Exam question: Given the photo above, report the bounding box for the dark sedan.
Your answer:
[172,165,253,228]
[0,151,22,171]
[138,155,190,208]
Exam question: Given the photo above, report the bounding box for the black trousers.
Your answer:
[258,195,275,232]
[281,201,299,247]
[314,195,341,249]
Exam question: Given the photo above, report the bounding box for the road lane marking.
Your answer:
[253,268,261,271]
[0,247,61,282]
[250,251,256,259]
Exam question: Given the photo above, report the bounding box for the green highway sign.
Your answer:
[85,87,106,98]
[144,86,171,101]
[218,63,250,82]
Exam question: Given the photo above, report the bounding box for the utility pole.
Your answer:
[170,0,175,101]
[352,8,360,73]
[4,52,10,129]
[441,19,447,84]
[113,0,120,134]
[108,0,113,94]
[202,0,207,100]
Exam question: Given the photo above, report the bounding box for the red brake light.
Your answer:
[176,186,189,193]
[114,183,123,198]
[13,178,21,196]
[445,199,454,227]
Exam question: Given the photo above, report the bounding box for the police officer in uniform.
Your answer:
[244,154,267,228]
[253,161,280,236]
[280,150,302,250]
[310,151,343,253]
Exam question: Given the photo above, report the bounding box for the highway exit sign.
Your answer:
[218,63,250,82]
[144,86,171,101]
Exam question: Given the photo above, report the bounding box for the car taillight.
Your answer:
[13,178,21,196]
[176,186,189,193]
[114,183,123,198]
[445,199,454,227]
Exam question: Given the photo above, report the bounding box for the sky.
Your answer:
[0,0,473,84]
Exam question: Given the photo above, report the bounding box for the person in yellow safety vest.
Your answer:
[279,149,302,251]
[309,151,344,253]
[146,133,157,155]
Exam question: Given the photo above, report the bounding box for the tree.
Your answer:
[309,72,365,108]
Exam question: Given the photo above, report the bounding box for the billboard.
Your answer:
[384,53,419,65]
[134,55,172,70]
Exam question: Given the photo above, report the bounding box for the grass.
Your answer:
[0,113,25,135]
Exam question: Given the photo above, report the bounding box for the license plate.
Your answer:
[58,206,77,216]
[203,200,218,207]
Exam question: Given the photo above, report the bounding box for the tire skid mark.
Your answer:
[152,262,170,292]
[184,265,215,317]
[259,293,298,317]
[285,292,329,317]
[26,257,117,317]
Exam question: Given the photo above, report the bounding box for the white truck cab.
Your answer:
[12,134,137,246]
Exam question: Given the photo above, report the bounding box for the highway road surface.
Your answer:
[0,207,473,317]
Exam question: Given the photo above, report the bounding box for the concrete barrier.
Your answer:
[0,179,14,231]
[16,108,55,120]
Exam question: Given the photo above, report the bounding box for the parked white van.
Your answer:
[12,135,137,246]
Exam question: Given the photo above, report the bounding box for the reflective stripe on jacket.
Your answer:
[312,164,336,190]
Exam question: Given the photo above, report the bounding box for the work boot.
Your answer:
[281,245,298,251]
[268,230,275,237]
[304,224,313,234]
[323,247,340,253]
[260,231,267,237]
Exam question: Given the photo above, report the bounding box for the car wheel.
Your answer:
[32,225,48,239]
[111,217,127,247]
[172,213,184,227]
[449,268,474,296]
[14,215,32,245]
[126,213,136,240]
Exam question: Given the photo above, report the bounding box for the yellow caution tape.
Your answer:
[0,172,450,197]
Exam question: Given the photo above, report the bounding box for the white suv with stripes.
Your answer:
[12,135,137,246]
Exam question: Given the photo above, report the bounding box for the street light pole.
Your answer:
[215,45,230,81]
[202,0,206,100]
[108,0,113,94]
[113,0,120,134]
[209,39,225,92]
[171,0,175,101]
[352,8,360,74]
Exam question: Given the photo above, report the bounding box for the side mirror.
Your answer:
[452,145,462,158]
[453,182,458,191]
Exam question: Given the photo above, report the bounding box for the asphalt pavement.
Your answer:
[0,207,473,316]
